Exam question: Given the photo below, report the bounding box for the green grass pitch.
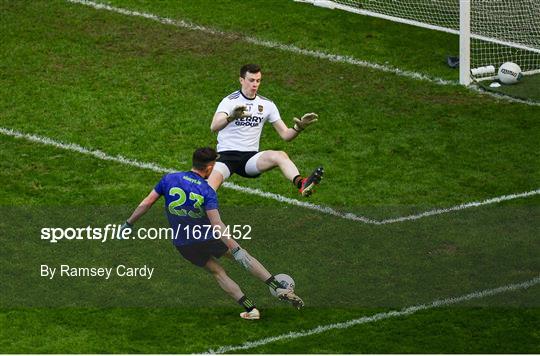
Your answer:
[1,0,539,353]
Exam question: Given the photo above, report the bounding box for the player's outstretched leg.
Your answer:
[297,166,324,197]
[205,258,260,320]
[239,305,261,320]
[238,294,260,319]
[267,276,305,309]
[276,288,305,309]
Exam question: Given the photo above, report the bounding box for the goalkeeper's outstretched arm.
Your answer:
[272,113,318,141]
[210,105,250,132]
[210,112,230,133]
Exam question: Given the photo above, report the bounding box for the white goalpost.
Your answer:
[296,0,540,85]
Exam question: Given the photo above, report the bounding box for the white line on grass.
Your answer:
[65,0,540,107]
[469,85,540,107]
[65,0,454,86]
[378,189,540,224]
[206,276,540,354]
[0,126,375,223]
[2,127,539,224]
[0,127,176,173]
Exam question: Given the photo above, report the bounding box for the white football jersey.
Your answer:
[215,90,281,152]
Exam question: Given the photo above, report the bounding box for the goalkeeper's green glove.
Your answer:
[293,113,318,132]
[231,246,252,270]
[227,105,249,123]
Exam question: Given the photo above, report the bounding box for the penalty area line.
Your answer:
[66,0,540,106]
[0,126,375,224]
[378,188,540,224]
[0,127,178,173]
[206,276,540,354]
[1,127,538,225]
[65,0,454,86]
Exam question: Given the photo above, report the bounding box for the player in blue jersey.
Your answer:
[209,63,324,197]
[120,147,303,319]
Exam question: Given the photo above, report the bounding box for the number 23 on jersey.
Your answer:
[167,187,205,218]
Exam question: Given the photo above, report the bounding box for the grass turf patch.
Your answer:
[1,0,539,353]
[1,306,539,353]
[1,1,539,213]
[477,73,540,103]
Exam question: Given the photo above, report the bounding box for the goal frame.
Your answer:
[295,0,540,85]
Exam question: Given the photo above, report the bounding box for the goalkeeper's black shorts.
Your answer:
[217,150,261,178]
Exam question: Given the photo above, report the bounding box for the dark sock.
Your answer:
[237,295,256,312]
[293,175,303,188]
[265,276,283,291]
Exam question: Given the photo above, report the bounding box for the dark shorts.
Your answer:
[175,239,229,267]
[217,150,261,178]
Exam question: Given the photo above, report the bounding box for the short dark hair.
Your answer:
[192,147,218,170]
[240,64,261,78]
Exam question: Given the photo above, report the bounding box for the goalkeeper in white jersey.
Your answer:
[208,64,323,196]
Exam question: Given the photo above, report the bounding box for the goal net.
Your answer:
[297,0,540,84]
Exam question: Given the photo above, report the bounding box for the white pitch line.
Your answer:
[2,127,539,224]
[206,276,540,354]
[65,0,540,107]
[0,127,177,173]
[54,2,540,212]
[0,126,376,223]
[65,0,454,86]
[469,86,540,107]
[222,181,378,224]
[378,189,540,224]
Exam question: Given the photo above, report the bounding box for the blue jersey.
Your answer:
[154,171,218,246]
